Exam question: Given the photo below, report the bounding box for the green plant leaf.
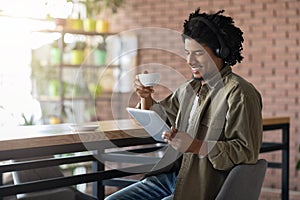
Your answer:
[21,113,34,125]
[296,160,300,170]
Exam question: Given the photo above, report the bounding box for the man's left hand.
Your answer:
[162,126,202,153]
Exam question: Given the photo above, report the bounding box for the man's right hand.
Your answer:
[134,71,154,109]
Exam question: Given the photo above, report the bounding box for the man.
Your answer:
[105,8,262,200]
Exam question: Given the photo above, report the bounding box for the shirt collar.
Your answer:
[204,65,232,89]
[189,65,232,93]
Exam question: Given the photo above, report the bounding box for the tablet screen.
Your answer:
[126,107,170,142]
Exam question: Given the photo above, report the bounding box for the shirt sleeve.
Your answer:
[134,90,180,126]
[207,86,263,170]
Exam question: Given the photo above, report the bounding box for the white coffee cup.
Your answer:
[138,73,160,87]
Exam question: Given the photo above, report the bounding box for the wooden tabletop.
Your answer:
[0,117,290,152]
[0,119,148,152]
[262,116,290,126]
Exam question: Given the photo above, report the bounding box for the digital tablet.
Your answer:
[126,107,170,142]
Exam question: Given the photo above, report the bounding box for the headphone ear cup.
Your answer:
[215,48,221,58]
[216,46,230,59]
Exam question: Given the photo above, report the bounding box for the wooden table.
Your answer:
[0,119,159,200]
[261,117,290,200]
[0,119,149,152]
[0,117,290,200]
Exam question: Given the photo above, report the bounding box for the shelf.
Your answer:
[36,92,117,102]
[37,96,90,102]
[37,96,61,102]
[34,28,118,36]
[59,64,118,69]
[31,27,124,123]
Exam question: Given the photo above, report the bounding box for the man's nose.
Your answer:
[186,54,196,66]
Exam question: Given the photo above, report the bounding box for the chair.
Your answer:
[215,159,267,200]
[12,165,97,200]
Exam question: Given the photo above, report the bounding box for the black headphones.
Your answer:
[194,17,230,59]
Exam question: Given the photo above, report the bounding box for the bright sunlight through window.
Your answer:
[0,0,71,126]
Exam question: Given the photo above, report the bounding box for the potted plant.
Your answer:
[48,80,69,97]
[70,41,86,65]
[83,0,99,32]
[50,40,61,65]
[88,83,103,98]
[93,41,106,65]
[97,0,125,32]
[296,146,300,171]
[21,113,35,126]
[81,0,125,33]
[66,0,84,30]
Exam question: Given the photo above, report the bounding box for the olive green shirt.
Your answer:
[153,66,263,200]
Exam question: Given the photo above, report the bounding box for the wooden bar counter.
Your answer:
[0,119,149,152]
[0,117,290,200]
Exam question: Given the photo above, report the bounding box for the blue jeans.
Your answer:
[104,172,176,200]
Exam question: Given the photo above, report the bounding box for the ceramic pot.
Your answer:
[93,49,106,65]
[70,50,84,65]
[96,20,110,33]
[66,19,83,30]
[50,48,60,65]
[83,18,96,32]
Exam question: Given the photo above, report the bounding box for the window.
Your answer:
[0,0,72,126]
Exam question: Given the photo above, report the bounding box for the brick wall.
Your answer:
[98,0,300,199]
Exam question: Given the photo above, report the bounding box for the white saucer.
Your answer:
[69,124,99,132]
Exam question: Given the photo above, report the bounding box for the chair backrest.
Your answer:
[215,159,267,200]
[13,166,64,184]
[12,158,97,200]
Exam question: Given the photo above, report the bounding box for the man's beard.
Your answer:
[192,76,203,82]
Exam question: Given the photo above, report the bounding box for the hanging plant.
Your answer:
[81,0,125,19]
[101,0,125,15]
[73,41,87,51]
[296,145,300,170]
[83,0,100,19]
